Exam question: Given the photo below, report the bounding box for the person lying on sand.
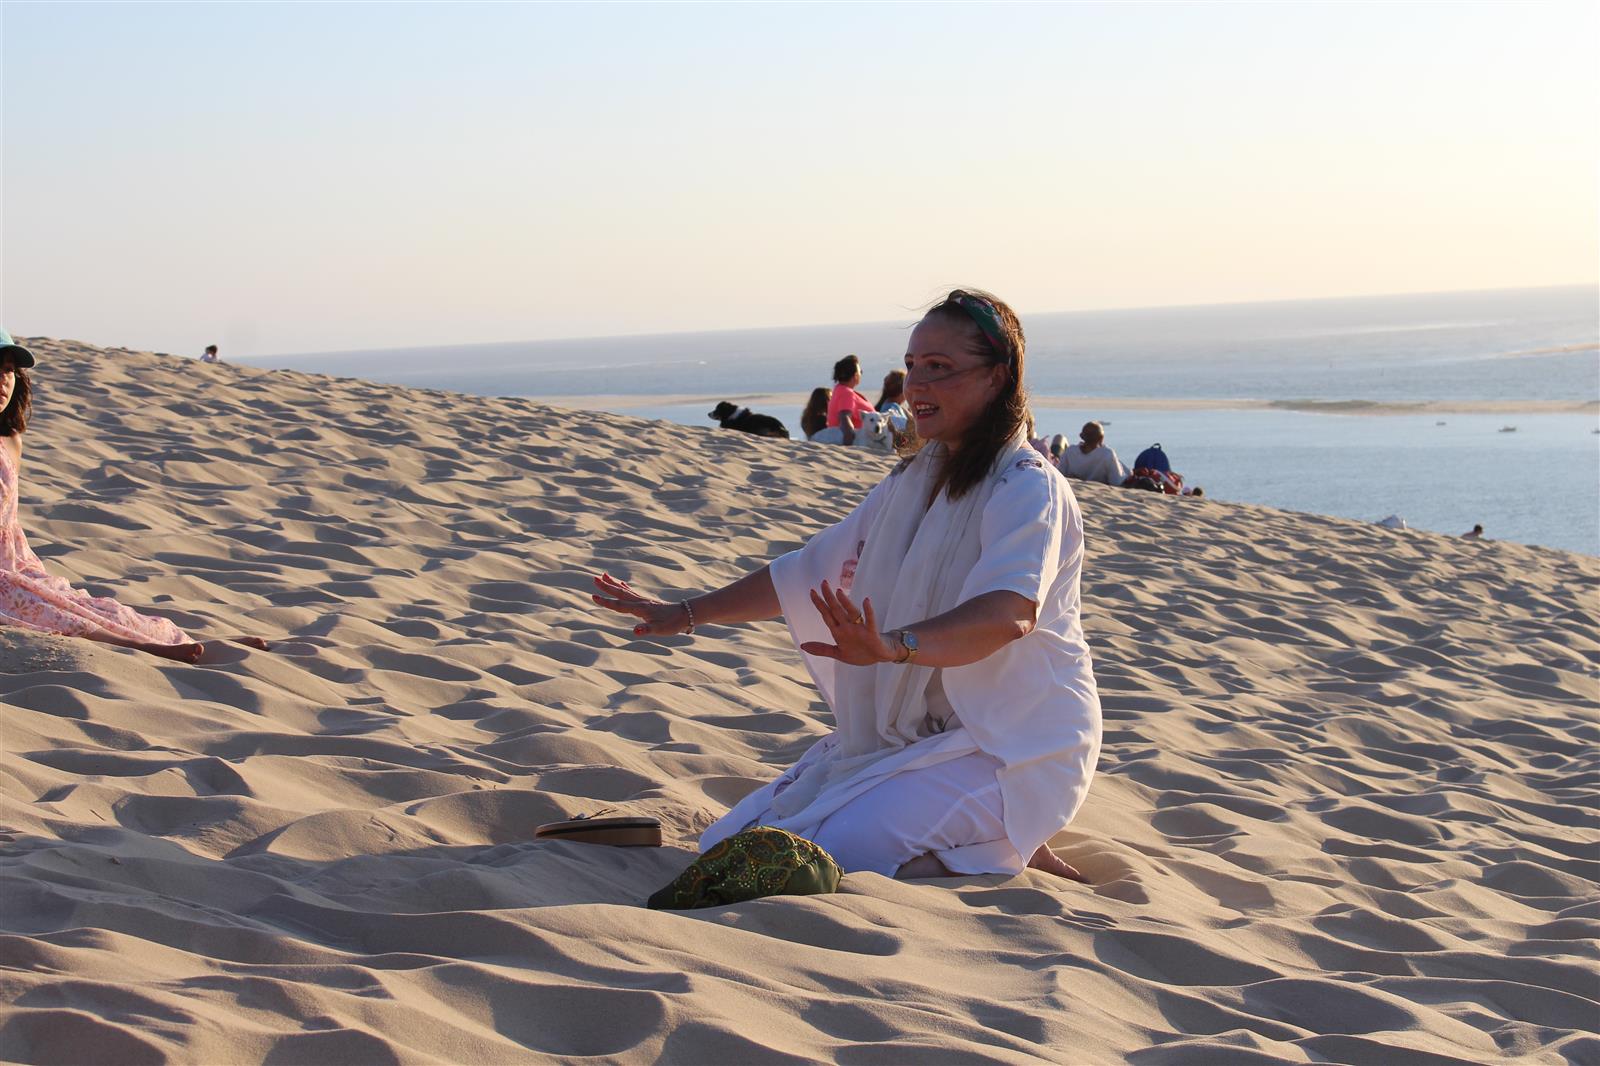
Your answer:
[0,332,268,663]
[595,290,1099,884]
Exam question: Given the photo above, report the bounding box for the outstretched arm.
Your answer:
[592,565,779,638]
[800,580,1036,668]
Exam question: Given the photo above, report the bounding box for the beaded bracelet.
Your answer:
[681,600,696,634]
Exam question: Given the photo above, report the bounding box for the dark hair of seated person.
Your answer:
[876,368,906,410]
[800,387,830,439]
[832,354,860,385]
[0,365,32,436]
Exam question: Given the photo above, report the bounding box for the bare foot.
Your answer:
[895,853,954,879]
[140,640,206,664]
[231,636,271,650]
[1028,844,1086,882]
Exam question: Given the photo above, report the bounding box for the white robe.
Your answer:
[702,439,1102,869]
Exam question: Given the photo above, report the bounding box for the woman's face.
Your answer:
[849,368,862,388]
[0,358,15,415]
[903,316,1005,452]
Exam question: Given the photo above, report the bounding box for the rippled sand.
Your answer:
[2,339,1596,1063]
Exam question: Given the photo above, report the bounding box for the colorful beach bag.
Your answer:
[647,826,842,910]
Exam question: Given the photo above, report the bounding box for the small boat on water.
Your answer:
[1499,425,1518,433]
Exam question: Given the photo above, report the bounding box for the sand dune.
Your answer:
[1,339,1596,1064]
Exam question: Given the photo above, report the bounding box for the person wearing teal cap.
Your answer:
[0,329,35,369]
[0,333,268,661]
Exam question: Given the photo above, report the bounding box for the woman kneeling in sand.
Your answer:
[0,332,266,663]
[594,291,1100,882]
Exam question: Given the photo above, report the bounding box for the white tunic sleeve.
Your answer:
[769,471,898,707]
[958,455,1065,608]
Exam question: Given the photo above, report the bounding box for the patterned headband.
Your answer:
[949,292,1012,362]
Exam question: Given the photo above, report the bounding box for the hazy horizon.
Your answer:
[227,280,1592,361]
[4,2,1596,359]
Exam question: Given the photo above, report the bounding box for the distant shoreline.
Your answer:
[546,392,1600,417]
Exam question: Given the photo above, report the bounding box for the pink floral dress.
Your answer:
[0,441,191,646]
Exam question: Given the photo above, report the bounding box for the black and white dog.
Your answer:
[709,401,790,439]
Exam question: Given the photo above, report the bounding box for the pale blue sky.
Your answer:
[3,1,1595,357]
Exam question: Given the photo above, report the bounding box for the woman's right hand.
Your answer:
[592,574,693,637]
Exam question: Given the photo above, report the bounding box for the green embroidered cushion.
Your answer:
[647,826,842,910]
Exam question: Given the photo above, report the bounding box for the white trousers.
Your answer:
[709,741,1023,878]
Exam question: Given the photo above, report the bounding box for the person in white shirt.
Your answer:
[593,288,1101,885]
[1058,421,1127,486]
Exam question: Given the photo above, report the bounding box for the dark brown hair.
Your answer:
[875,368,906,409]
[832,354,861,385]
[800,386,830,439]
[921,288,1029,501]
[1,367,32,437]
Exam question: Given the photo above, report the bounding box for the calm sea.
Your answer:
[248,285,1600,555]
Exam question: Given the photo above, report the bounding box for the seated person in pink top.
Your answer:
[0,330,269,662]
[827,355,877,430]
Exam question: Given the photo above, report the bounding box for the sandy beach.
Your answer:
[1,338,1596,1063]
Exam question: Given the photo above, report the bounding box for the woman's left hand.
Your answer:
[800,580,895,665]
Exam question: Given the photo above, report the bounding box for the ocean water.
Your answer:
[248,285,1600,554]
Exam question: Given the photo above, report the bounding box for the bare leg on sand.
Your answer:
[125,638,206,663]
[98,634,271,663]
[896,853,954,879]
[1028,844,1085,882]
[898,846,1085,882]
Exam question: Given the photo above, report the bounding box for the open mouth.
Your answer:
[912,402,939,418]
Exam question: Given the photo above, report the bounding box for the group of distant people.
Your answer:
[1034,420,1201,497]
[799,354,909,448]
[795,357,1202,496]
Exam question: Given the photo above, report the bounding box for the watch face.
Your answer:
[901,630,918,651]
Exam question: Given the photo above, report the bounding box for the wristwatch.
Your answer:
[891,628,919,664]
